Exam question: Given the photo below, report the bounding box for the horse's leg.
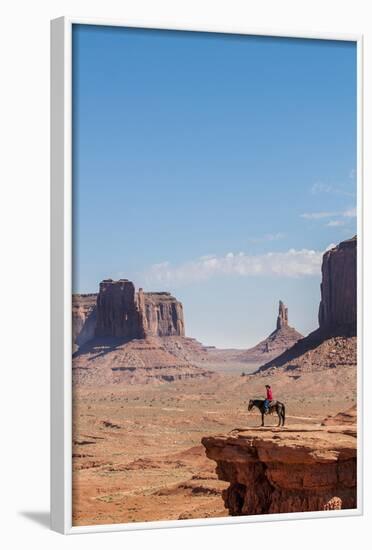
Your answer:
[277,407,281,427]
[261,412,264,427]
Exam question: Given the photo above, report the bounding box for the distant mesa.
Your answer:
[73,279,185,352]
[238,300,303,364]
[96,278,185,340]
[72,279,212,385]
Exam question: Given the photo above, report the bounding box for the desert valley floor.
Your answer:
[72,360,356,525]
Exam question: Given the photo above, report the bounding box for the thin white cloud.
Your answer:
[310,181,355,198]
[349,168,356,180]
[301,211,337,220]
[143,247,326,286]
[247,232,286,243]
[326,220,345,227]
[301,207,357,221]
[311,182,334,195]
[343,207,356,218]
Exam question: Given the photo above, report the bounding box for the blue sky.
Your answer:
[72,25,357,348]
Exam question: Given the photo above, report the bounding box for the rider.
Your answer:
[264,385,273,414]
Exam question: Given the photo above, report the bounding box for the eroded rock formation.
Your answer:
[255,333,357,376]
[73,336,213,385]
[140,290,185,337]
[72,279,185,350]
[72,294,97,352]
[322,405,357,426]
[202,424,356,515]
[239,301,303,364]
[319,236,357,335]
[72,280,211,383]
[276,300,288,329]
[95,279,144,339]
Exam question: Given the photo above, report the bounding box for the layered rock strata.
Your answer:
[95,279,143,339]
[72,336,213,385]
[322,405,357,427]
[72,294,97,352]
[202,425,356,515]
[318,236,357,336]
[140,291,185,337]
[72,279,185,350]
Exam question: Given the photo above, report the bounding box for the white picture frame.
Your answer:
[51,16,364,535]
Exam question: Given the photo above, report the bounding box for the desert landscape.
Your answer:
[71,236,357,526]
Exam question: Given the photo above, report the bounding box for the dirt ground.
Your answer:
[72,365,356,526]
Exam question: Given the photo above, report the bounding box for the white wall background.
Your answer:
[1,1,370,548]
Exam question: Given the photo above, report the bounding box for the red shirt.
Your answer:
[266,388,273,400]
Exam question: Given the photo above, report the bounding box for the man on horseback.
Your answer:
[264,384,273,414]
[247,392,285,427]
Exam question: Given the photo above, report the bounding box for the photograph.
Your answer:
[71,24,358,527]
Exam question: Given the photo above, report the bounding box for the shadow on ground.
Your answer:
[19,511,50,529]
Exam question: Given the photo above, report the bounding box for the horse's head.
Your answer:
[247,399,254,411]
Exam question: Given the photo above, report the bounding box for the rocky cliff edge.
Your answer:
[202,422,356,515]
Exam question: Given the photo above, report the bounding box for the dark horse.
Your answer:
[247,399,286,427]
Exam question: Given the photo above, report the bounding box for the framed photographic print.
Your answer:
[51,17,363,534]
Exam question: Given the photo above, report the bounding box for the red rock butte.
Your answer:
[72,279,185,352]
[72,279,213,384]
[238,300,303,364]
[319,236,357,335]
[96,279,185,340]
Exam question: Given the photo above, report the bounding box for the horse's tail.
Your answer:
[282,403,286,426]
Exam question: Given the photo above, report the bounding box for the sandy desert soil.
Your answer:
[72,363,356,526]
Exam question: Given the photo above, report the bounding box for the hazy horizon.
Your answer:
[72,25,357,348]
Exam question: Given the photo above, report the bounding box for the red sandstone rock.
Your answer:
[257,333,357,374]
[72,279,185,350]
[202,423,356,515]
[239,301,303,364]
[140,291,185,337]
[72,294,97,352]
[276,300,288,329]
[72,336,213,385]
[322,405,357,426]
[72,281,210,383]
[95,279,144,339]
[319,236,357,335]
